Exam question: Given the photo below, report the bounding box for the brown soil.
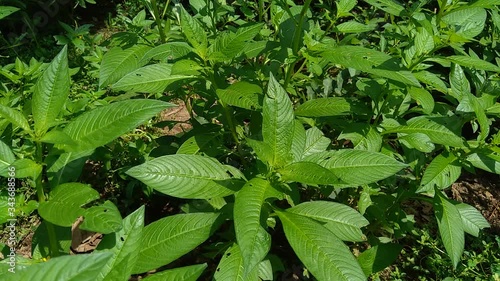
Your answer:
[158,100,192,136]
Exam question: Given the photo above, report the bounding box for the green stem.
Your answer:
[151,0,166,43]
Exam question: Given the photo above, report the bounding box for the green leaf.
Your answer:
[216,81,263,110]
[442,7,487,38]
[177,134,220,155]
[357,243,402,276]
[0,104,31,132]
[95,206,144,281]
[413,71,448,94]
[302,127,331,157]
[112,63,194,93]
[0,140,15,171]
[234,178,272,276]
[322,46,420,86]
[434,190,464,269]
[262,73,295,167]
[304,150,407,187]
[47,149,94,188]
[276,211,366,281]
[99,45,151,89]
[127,154,243,199]
[419,152,461,193]
[2,253,112,281]
[338,124,382,152]
[132,213,220,273]
[246,138,274,166]
[31,221,72,259]
[179,6,208,59]
[257,260,273,281]
[61,99,173,152]
[449,63,470,100]
[80,201,122,234]
[214,244,259,281]
[291,120,306,162]
[39,130,75,145]
[142,264,207,281]
[209,23,264,61]
[363,0,404,16]
[447,55,500,73]
[140,42,193,63]
[38,183,100,227]
[0,6,19,20]
[279,162,339,185]
[382,116,464,147]
[295,97,369,117]
[466,151,500,174]
[335,21,375,33]
[408,87,434,114]
[32,46,70,136]
[336,0,357,17]
[454,203,489,237]
[0,159,42,179]
[287,201,369,242]
[399,133,435,153]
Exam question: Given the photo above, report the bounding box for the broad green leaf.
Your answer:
[434,191,464,269]
[38,183,100,227]
[47,149,94,188]
[0,6,19,20]
[132,213,220,273]
[95,206,144,281]
[467,0,500,8]
[209,23,263,61]
[246,138,274,165]
[0,140,15,171]
[447,55,500,73]
[419,152,461,193]
[442,7,487,38]
[262,73,295,167]
[408,87,434,114]
[324,46,419,85]
[336,0,357,17]
[177,134,220,155]
[127,154,243,198]
[279,162,339,185]
[234,178,272,276]
[382,116,464,147]
[357,244,402,276]
[0,159,42,179]
[112,63,195,93]
[171,59,203,76]
[303,127,331,157]
[0,104,31,132]
[449,63,470,101]
[287,201,369,242]
[414,27,434,57]
[335,21,375,33]
[466,151,500,174]
[39,130,75,145]
[277,211,366,281]
[454,203,489,237]
[216,81,263,110]
[295,97,369,117]
[2,253,112,281]
[214,244,259,281]
[468,93,490,141]
[179,6,208,59]
[304,150,407,187]
[413,71,448,93]
[61,99,173,152]
[80,201,122,234]
[399,133,435,153]
[291,120,306,162]
[257,260,273,281]
[99,45,151,89]
[31,221,72,259]
[338,124,382,152]
[142,264,207,281]
[32,46,70,136]
[363,0,404,16]
[140,42,193,64]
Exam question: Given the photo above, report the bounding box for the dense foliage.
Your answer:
[1,0,500,280]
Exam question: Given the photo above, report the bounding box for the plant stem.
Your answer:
[151,0,166,43]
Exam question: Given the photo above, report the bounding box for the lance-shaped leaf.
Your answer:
[363,0,404,16]
[262,73,294,167]
[47,149,94,188]
[434,190,464,269]
[279,162,340,185]
[216,81,263,110]
[32,46,69,136]
[80,200,122,234]
[95,206,145,281]
[442,7,486,38]
[382,116,464,147]
[0,6,19,20]
[214,244,259,281]
[338,124,382,152]
[418,151,461,193]
[127,154,243,199]
[454,203,489,237]
[466,151,500,174]
[234,178,275,277]
[142,264,207,281]
[447,55,500,73]
[0,104,31,132]
[112,63,195,93]
[291,120,306,162]
[132,213,220,273]
[2,253,112,281]
[287,201,369,242]
[0,140,15,173]
[209,23,264,61]
[276,211,366,281]
[179,6,208,59]
[295,97,370,117]
[38,183,100,227]
[99,45,150,89]
[61,99,173,152]
[304,149,407,187]
[0,158,42,179]
[140,42,193,64]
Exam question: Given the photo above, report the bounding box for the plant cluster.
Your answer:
[1,0,500,280]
